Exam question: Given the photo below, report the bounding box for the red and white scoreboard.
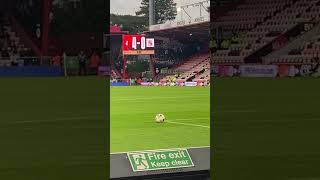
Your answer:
[122,35,155,55]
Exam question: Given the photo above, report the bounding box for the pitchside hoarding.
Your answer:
[211,64,318,77]
[240,65,278,77]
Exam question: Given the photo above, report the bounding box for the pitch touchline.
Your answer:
[112,95,208,101]
[166,120,210,129]
[110,146,210,155]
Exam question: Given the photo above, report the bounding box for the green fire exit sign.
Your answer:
[127,148,194,172]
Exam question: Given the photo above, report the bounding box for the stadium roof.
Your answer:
[144,21,209,44]
[212,0,237,6]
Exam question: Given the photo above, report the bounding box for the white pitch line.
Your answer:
[166,120,210,129]
[110,146,210,155]
[173,117,209,121]
[112,95,208,102]
[212,109,256,113]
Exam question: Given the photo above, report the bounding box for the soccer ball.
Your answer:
[155,114,165,123]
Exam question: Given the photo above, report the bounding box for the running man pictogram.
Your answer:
[133,154,149,170]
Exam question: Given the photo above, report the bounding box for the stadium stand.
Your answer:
[111,68,122,80]
[0,14,32,66]
[110,22,210,86]
[212,0,320,65]
[0,13,106,76]
[160,52,210,83]
[144,18,210,86]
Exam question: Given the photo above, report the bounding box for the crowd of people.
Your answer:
[0,15,102,76]
[211,31,241,51]
[0,14,31,66]
[110,77,144,84]
[51,49,102,76]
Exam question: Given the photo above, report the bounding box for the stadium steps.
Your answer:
[245,0,320,63]
[153,73,168,81]
[159,53,210,83]
[175,57,210,82]
[212,0,243,20]
[216,0,298,64]
[110,63,122,78]
[188,68,207,82]
[9,16,41,56]
[264,22,320,62]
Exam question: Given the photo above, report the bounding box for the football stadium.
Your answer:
[110,0,210,179]
[0,1,107,179]
[212,0,320,179]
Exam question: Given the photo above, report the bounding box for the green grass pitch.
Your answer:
[110,86,210,153]
[212,78,320,180]
[0,77,107,180]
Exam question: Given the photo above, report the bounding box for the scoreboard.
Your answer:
[122,35,155,55]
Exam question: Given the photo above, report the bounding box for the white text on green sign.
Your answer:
[127,149,194,172]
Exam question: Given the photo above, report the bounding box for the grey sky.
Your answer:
[110,0,141,15]
[110,0,209,19]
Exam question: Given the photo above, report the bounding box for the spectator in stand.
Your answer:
[137,78,142,85]
[1,47,8,58]
[311,57,320,77]
[78,51,86,76]
[10,49,19,66]
[130,78,135,85]
[89,50,101,75]
[51,53,61,67]
[172,76,177,83]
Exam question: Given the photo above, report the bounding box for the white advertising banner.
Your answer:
[149,15,209,31]
[240,65,278,77]
[184,82,198,87]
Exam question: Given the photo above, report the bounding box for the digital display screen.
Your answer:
[122,35,155,55]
